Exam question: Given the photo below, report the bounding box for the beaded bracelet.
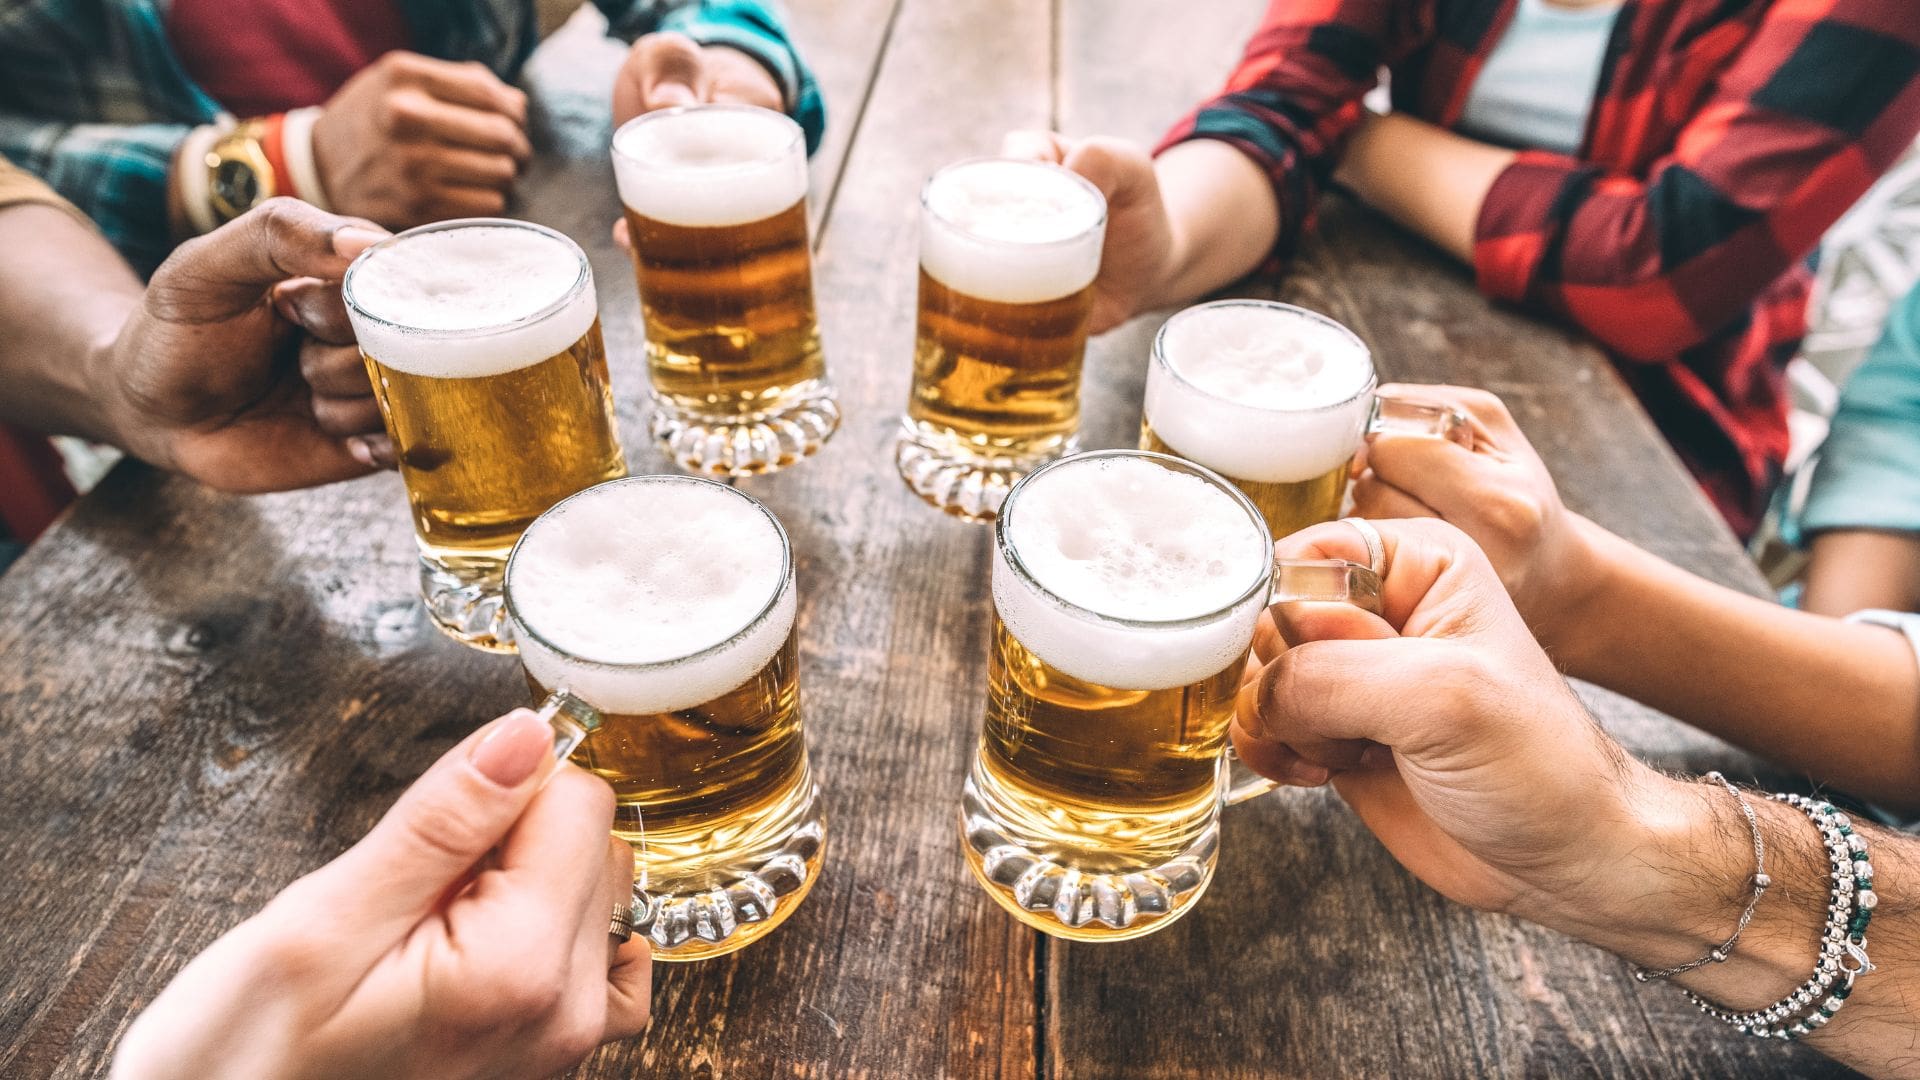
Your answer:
[1682,793,1876,1041]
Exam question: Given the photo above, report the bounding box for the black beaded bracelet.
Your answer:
[1681,793,1876,1040]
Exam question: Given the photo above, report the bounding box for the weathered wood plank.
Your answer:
[1050,1,1850,1077]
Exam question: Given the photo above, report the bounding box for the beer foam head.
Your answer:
[1146,302,1376,483]
[345,221,596,379]
[612,105,809,228]
[507,477,795,716]
[995,453,1269,690]
[919,159,1105,305]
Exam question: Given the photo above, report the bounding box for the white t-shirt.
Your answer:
[1458,0,1625,155]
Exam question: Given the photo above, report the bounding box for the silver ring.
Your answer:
[1339,517,1386,578]
[609,901,636,944]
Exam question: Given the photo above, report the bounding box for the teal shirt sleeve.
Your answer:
[595,1,825,156]
[1801,282,1920,537]
[0,117,186,276]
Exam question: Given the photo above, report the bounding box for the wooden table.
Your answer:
[0,3,1858,1077]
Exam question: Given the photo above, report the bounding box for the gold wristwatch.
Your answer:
[203,119,278,225]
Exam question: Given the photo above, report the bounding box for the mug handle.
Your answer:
[1368,395,1472,447]
[1223,558,1384,806]
[535,689,602,767]
[535,689,654,916]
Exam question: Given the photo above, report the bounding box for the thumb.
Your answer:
[270,709,556,961]
[152,199,387,317]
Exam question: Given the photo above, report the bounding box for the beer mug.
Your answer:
[504,476,825,960]
[1142,299,1470,540]
[895,158,1107,521]
[612,104,838,476]
[343,219,627,652]
[960,450,1380,940]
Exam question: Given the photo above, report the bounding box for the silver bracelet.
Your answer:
[1682,793,1876,1040]
[1632,771,1770,982]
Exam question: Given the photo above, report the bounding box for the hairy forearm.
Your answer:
[1561,520,1920,812]
[1805,530,1920,618]
[0,203,143,445]
[1542,776,1920,1075]
[1150,140,1282,308]
[1332,112,1514,265]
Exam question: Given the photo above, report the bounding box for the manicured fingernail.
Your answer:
[333,225,389,257]
[470,709,547,787]
[1360,745,1395,770]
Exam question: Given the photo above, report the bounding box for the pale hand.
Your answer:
[111,708,651,1080]
[1000,131,1174,334]
[1233,517,1680,922]
[1349,384,1601,650]
[310,51,531,227]
[100,199,395,493]
[609,35,786,249]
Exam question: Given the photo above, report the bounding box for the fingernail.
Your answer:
[1360,745,1395,770]
[347,437,375,468]
[333,225,389,257]
[653,83,696,107]
[470,709,547,787]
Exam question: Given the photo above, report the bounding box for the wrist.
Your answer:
[1532,514,1617,673]
[1513,769,1781,973]
[83,318,175,470]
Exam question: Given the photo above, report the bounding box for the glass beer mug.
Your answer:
[959,450,1381,940]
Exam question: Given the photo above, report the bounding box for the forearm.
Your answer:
[1804,530,1920,617]
[1560,520,1920,811]
[1149,139,1283,308]
[0,203,142,445]
[1332,112,1513,265]
[1535,775,1919,1075]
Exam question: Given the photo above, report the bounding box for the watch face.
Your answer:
[212,158,261,216]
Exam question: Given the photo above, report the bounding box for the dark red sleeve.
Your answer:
[1474,0,1920,362]
[1156,0,1423,258]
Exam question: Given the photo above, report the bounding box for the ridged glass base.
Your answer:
[959,769,1218,942]
[418,553,514,653]
[893,420,1078,522]
[632,781,827,961]
[650,381,840,477]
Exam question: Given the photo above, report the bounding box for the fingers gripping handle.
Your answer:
[1369,395,1472,447]
[1224,559,1384,806]
[534,689,652,906]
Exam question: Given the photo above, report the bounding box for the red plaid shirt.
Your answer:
[1162,0,1920,537]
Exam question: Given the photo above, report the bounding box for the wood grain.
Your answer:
[1051,1,1850,1077]
[0,2,1857,1078]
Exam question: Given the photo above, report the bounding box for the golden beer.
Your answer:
[975,617,1243,878]
[1143,300,1468,540]
[613,105,837,476]
[345,219,626,651]
[896,159,1106,521]
[1140,422,1347,541]
[962,451,1274,941]
[505,476,825,961]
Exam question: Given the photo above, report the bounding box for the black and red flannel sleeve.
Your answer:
[1473,0,1920,362]
[1156,0,1418,260]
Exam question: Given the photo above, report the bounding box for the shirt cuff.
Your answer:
[175,122,227,236]
[1472,149,1588,305]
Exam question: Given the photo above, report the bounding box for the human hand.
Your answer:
[112,707,650,1080]
[614,33,784,122]
[1350,385,1600,650]
[1000,131,1173,334]
[99,198,397,493]
[1233,518,1688,926]
[608,34,787,249]
[311,51,531,227]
